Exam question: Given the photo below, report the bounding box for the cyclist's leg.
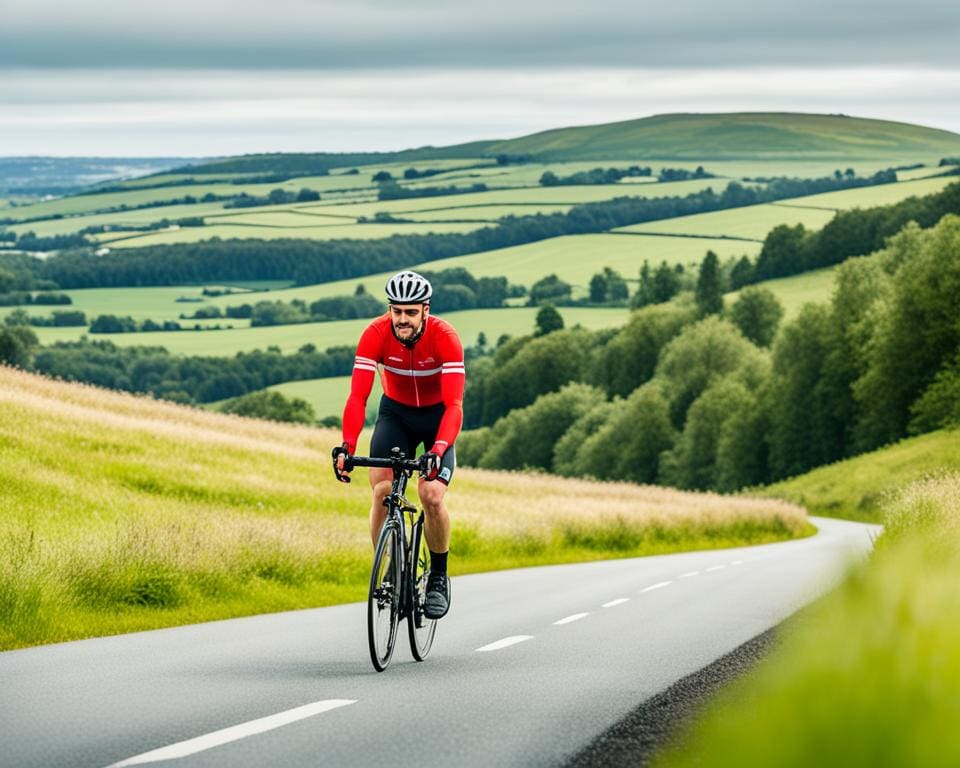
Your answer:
[369,397,418,547]
[417,447,455,553]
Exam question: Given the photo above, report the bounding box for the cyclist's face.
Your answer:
[389,303,427,340]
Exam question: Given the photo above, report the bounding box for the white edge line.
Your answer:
[553,612,590,625]
[640,581,673,593]
[476,635,534,652]
[679,571,700,578]
[602,598,630,608]
[107,699,357,767]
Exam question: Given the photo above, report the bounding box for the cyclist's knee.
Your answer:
[419,481,447,512]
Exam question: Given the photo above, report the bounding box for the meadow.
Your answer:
[657,472,960,768]
[0,366,810,650]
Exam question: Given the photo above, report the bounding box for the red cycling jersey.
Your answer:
[342,313,465,456]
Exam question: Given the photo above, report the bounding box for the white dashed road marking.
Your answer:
[602,598,630,608]
[107,699,357,767]
[476,635,534,652]
[554,613,590,625]
[679,571,700,578]
[640,581,672,593]
[731,560,744,566]
[705,566,726,572]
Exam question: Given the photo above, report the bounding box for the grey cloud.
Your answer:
[2,0,958,69]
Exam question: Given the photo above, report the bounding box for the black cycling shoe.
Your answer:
[423,572,450,619]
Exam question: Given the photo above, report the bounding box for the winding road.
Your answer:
[2,517,877,768]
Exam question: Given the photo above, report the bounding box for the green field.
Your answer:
[268,375,382,422]
[617,203,836,240]
[0,366,809,650]
[658,472,960,768]
[757,429,960,522]
[27,306,632,355]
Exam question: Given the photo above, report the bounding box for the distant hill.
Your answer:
[0,157,199,196]
[176,113,960,178]
[482,112,960,161]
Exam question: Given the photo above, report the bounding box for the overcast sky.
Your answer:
[2,0,958,156]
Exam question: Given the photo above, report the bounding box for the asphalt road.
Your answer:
[2,516,878,768]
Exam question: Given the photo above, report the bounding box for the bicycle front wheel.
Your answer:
[368,522,401,672]
[407,513,438,661]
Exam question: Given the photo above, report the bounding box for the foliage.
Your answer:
[219,390,316,425]
[695,250,725,317]
[0,325,38,367]
[529,274,572,306]
[728,287,784,347]
[534,305,564,336]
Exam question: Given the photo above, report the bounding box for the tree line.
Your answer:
[9,339,356,404]
[458,212,960,494]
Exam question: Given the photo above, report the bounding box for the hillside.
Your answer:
[0,365,808,649]
[484,112,960,161]
[758,429,960,522]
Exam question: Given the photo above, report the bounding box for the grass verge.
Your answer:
[757,429,960,522]
[0,366,808,650]
[655,473,960,768]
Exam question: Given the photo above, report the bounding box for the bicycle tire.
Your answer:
[407,513,438,661]
[368,522,401,671]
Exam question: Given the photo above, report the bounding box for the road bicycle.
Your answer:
[339,448,438,672]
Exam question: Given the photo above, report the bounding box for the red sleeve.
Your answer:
[430,330,465,456]
[341,322,383,454]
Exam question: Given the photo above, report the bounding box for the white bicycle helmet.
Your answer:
[385,270,432,304]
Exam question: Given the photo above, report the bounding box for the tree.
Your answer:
[220,390,316,425]
[854,214,960,448]
[569,383,676,483]
[534,305,564,337]
[632,261,654,308]
[651,261,681,303]
[0,268,15,293]
[589,272,607,304]
[695,250,724,317]
[754,224,812,280]
[540,171,559,186]
[590,299,696,397]
[372,170,393,182]
[729,287,784,347]
[660,378,755,490]
[0,325,38,367]
[729,255,754,289]
[476,383,601,471]
[655,316,769,428]
[529,274,572,306]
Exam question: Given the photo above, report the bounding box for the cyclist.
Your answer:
[332,270,464,619]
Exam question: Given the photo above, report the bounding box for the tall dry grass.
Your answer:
[0,365,808,649]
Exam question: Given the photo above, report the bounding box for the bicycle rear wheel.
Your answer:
[368,522,401,672]
[407,513,438,661]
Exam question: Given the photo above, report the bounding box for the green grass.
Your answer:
[756,429,960,523]
[0,366,808,650]
[656,472,960,768]
[27,306,632,355]
[484,112,960,161]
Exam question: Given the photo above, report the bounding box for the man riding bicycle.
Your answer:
[333,271,464,620]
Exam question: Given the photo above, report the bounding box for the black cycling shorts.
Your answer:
[369,395,456,485]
